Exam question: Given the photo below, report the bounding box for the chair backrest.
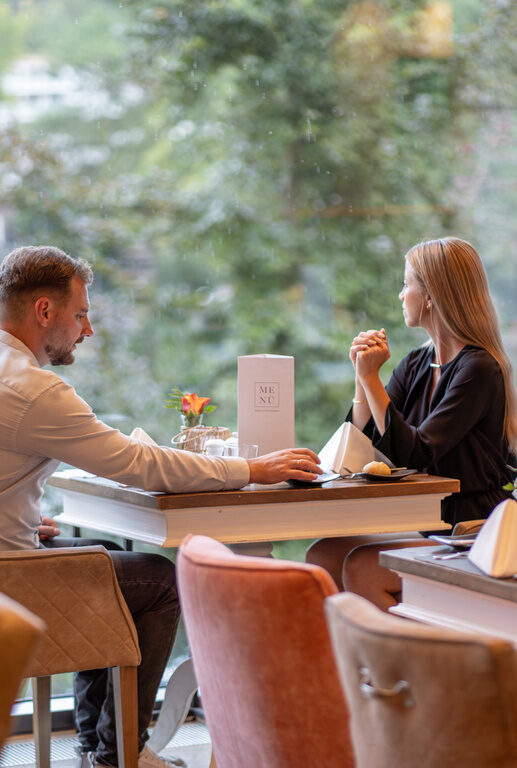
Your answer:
[0,593,45,747]
[177,534,354,768]
[0,546,140,676]
[325,592,517,768]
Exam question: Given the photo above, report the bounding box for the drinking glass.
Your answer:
[238,443,259,459]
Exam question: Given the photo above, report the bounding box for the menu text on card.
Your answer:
[254,382,280,410]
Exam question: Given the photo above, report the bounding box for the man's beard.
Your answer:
[45,337,83,366]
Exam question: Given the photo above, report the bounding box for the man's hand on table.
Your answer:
[38,515,61,542]
[247,448,321,484]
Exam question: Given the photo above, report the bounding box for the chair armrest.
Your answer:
[451,519,486,537]
[0,546,140,676]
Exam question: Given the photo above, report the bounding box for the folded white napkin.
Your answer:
[468,498,517,578]
[318,421,392,474]
[130,427,158,446]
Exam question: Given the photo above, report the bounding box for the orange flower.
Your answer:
[181,393,212,415]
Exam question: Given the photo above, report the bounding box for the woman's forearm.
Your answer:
[351,379,372,431]
[350,327,390,433]
[360,373,390,435]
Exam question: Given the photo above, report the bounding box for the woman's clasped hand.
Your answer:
[350,328,390,378]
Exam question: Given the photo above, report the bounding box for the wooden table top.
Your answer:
[48,472,460,511]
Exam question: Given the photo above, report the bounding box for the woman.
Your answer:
[307,237,517,608]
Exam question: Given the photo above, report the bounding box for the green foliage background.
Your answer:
[1,0,517,450]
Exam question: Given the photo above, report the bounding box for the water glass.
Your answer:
[238,443,259,459]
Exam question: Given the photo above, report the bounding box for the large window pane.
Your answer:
[2,0,517,698]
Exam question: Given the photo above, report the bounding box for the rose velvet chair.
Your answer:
[0,546,141,768]
[177,533,354,768]
[0,593,45,748]
[325,592,517,768]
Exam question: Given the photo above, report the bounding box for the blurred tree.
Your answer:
[1,0,517,449]
[118,0,465,441]
[0,3,26,75]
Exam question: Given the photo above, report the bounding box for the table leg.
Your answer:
[148,658,198,753]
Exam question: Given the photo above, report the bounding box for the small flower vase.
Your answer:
[181,412,204,429]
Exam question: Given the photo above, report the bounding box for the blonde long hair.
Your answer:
[406,237,517,450]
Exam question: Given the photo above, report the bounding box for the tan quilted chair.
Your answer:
[325,592,517,768]
[0,546,141,768]
[0,593,45,748]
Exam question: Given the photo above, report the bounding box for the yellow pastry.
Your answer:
[362,460,391,476]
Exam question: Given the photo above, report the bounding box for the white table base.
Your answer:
[391,572,517,646]
[55,490,450,548]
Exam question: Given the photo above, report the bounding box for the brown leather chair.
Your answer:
[177,534,354,768]
[325,592,517,768]
[0,546,141,768]
[0,593,45,748]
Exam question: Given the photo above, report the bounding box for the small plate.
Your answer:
[350,468,419,482]
[288,472,341,487]
[428,534,477,551]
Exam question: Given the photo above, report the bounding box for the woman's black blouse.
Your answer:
[362,345,515,527]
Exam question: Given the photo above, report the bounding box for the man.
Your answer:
[0,246,321,768]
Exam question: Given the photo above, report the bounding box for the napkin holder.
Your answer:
[130,427,158,445]
[468,499,517,578]
[318,421,392,474]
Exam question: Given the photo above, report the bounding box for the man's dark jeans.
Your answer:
[44,538,180,765]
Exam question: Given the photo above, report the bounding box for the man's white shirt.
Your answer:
[0,330,249,550]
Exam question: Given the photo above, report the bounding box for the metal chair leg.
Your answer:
[31,676,51,768]
[148,658,197,754]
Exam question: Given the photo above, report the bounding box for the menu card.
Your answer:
[238,354,295,456]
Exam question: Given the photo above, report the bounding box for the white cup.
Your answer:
[204,438,227,457]
[205,436,259,459]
